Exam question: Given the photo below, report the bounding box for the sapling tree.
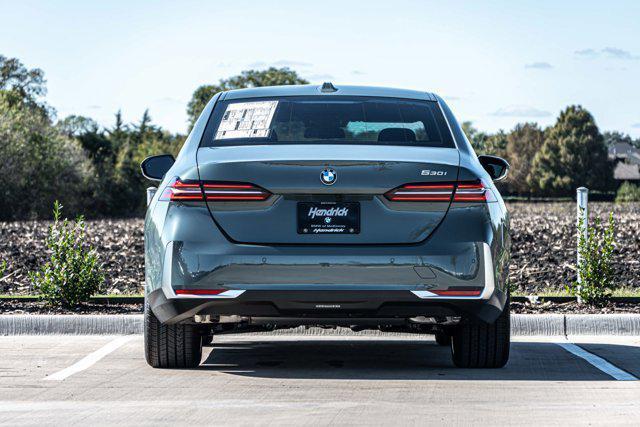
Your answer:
[568,211,616,305]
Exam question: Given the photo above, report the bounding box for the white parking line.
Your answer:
[45,336,136,381]
[556,342,638,381]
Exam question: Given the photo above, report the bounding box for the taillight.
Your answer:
[160,179,203,201]
[385,180,495,202]
[175,289,225,295]
[160,179,271,202]
[453,181,496,202]
[202,182,270,201]
[385,183,455,202]
[432,289,482,296]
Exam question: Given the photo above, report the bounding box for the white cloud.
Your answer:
[305,73,334,81]
[153,97,183,105]
[575,47,639,60]
[247,60,313,69]
[602,47,639,60]
[491,105,551,118]
[271,60,313,68]
[525,62,553,69]
[575,48,598,57]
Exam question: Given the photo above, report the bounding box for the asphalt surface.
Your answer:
[1,334,639,426]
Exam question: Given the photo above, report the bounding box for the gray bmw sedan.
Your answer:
[140,83,511,369]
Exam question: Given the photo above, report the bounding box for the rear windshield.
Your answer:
[200,96,455,148]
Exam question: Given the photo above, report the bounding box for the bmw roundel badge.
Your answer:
[320,168,337,185]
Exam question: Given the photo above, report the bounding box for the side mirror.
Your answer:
[478,155,509,182]
[140,154,175,181]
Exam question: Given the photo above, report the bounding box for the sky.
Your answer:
[2,0,639,137]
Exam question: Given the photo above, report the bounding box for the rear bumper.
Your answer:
[148,242,506,324]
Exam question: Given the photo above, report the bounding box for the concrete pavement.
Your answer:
[0,334,639,425]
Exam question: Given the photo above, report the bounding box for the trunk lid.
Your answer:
[196,144,459,244]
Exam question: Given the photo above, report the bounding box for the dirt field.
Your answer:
[1,202,638,295]
[508,202,640,293]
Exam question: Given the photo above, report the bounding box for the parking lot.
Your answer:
[1,334,639,426]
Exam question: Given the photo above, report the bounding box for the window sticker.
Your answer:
[215,100,279,139]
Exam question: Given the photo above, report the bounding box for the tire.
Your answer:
[144,301,202,369]
[435,330,451,346]
[450,297,510,368]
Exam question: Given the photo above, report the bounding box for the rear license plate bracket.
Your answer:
[297,202,360,234]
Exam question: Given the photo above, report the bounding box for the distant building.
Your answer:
[608,142,640,181]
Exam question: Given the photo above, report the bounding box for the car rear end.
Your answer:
[143,85,510,369]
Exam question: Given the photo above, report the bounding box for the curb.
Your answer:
[1,314,640,336]
[565,314,640,336]
[0,315,143,335]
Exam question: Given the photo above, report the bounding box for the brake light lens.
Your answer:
[385,180,495,203]
[384,183,455,202]
[432,289,482,296]
[453,181,496,202]
[160,180,203,201]
[175,289,225,295]
[202,182,271,201]
[160,179,271,202]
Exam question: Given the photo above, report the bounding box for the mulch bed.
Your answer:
[0,218,143,295]
[0,300,143,315]
[1,202,639,296]
[507,202,639,293]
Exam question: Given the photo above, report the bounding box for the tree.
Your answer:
[0,91,95,220]
[461,121,490,153]
[603,131,640,149]
[0,55,46,107]
[482,130,508,158]
[530,106,612,196]
[505,123,545,195]
[603,131,632,147]
[110,110,183,215]
[186,67,308,126]
[57,115,100,137]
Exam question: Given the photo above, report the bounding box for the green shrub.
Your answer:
[567,211,616,305]
[30,201,104,307]
[615,182,640,203]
